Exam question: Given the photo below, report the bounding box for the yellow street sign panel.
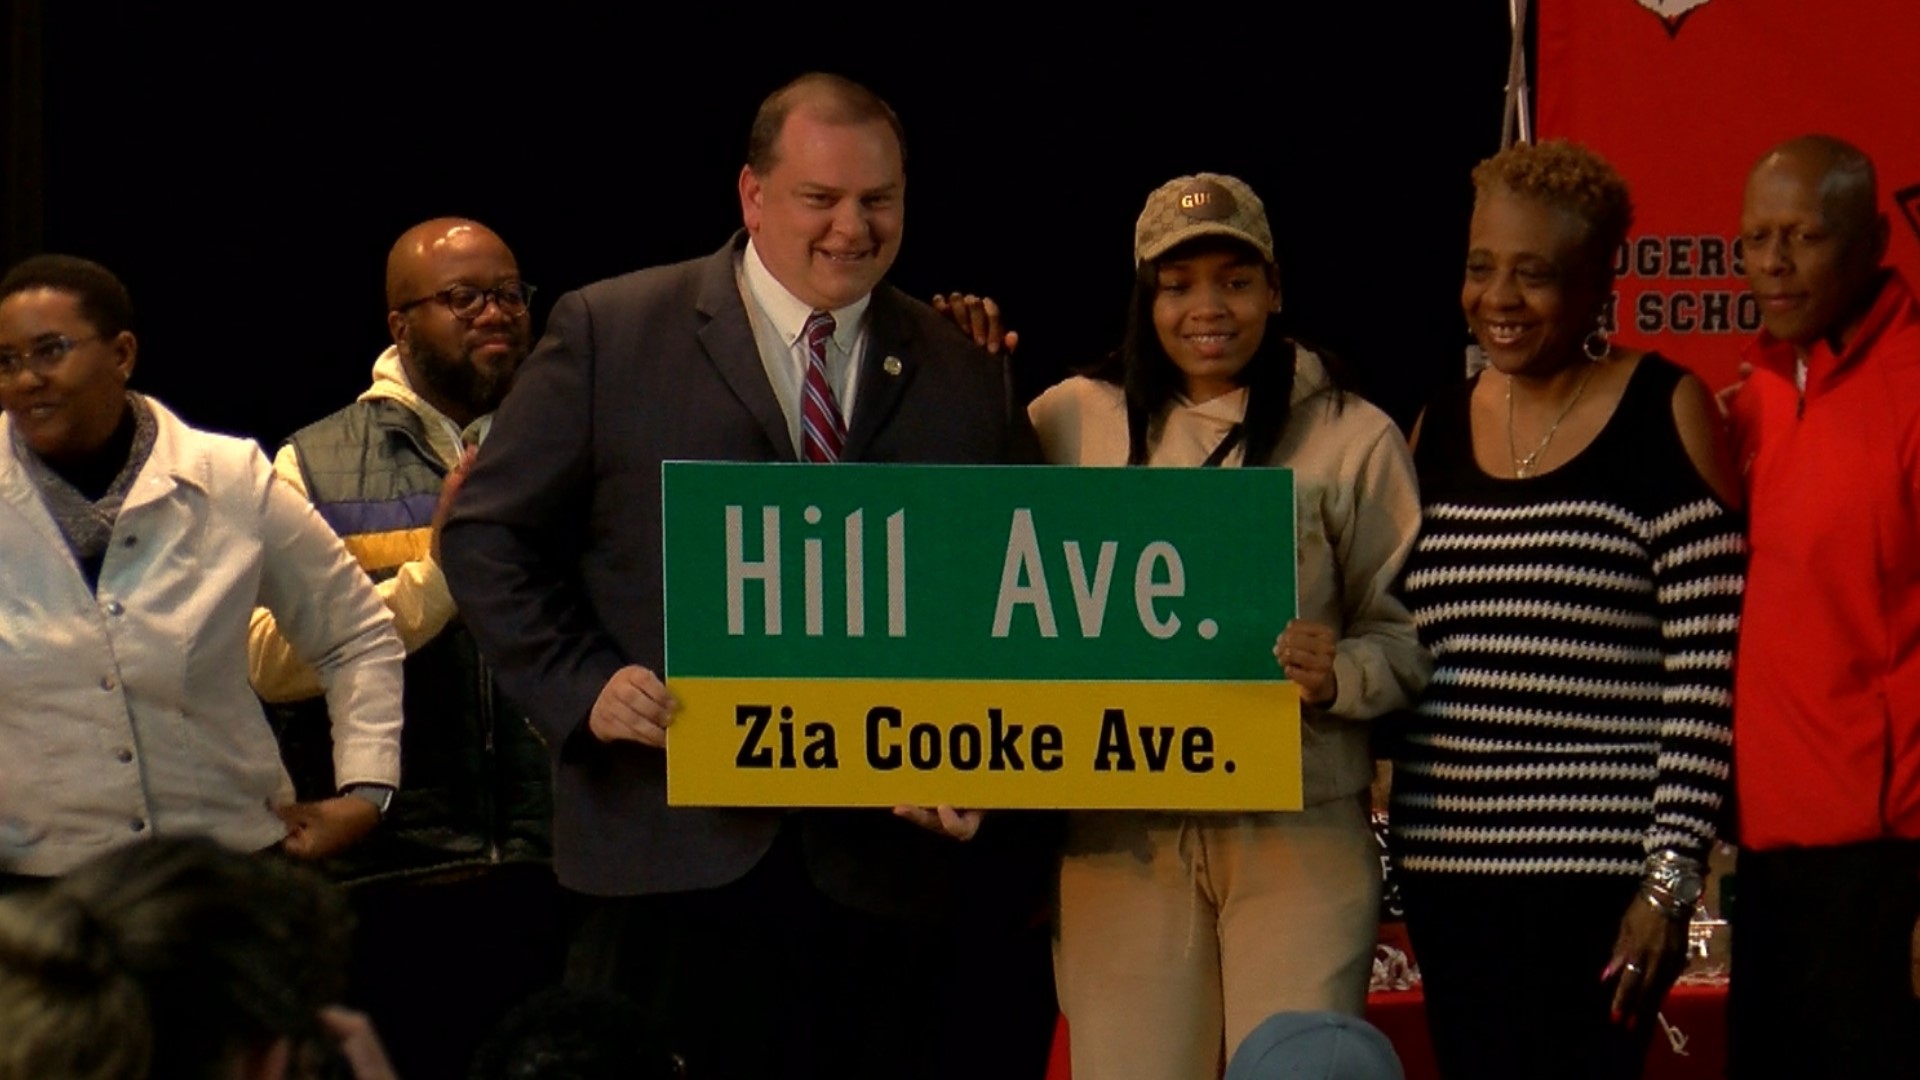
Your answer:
[667,678,1302,811]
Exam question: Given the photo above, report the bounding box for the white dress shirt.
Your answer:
[738,239,873,457]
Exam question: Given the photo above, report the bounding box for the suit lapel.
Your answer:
[844,287,919,460]
[694,236,797,461]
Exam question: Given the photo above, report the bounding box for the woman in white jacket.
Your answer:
[0,254,403,885]
[1026,175,1430,1080]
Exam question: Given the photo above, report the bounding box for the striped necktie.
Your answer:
[800,310,846,463]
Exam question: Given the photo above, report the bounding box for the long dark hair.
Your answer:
[1089,238,1353,466]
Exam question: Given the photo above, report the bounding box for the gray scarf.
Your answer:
[11,393,158,566]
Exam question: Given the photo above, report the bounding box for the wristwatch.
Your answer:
[341,783,395,819]
[1644,849,1705,908]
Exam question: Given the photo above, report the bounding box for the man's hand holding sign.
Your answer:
[589,665,678,748]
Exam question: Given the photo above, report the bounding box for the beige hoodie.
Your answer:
[1027,344,1430,805]
[247,348,477,703]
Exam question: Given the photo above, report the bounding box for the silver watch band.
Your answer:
[1642,848,1705,912]
[341,783,395,818]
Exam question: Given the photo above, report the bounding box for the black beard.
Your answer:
[409,341,520,419]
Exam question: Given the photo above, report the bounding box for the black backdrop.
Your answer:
[26,4,1515,443]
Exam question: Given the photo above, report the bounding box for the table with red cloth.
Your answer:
[1044,983,1727,1079]
[1365,982,1727,1080]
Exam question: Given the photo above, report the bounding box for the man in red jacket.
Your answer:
[1724,133,1920,1077]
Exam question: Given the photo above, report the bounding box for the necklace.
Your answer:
[1506,361,1599,479]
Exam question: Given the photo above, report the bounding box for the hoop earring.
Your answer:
[1582,313,1610,362]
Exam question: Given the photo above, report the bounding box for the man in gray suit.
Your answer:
[440,73,1055,1079]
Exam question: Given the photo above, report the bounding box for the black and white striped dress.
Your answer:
[1391,355,1744,880]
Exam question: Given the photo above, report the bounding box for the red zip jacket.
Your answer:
[1730,270,1920,850]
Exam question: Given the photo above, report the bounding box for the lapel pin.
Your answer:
[882,356,903,376]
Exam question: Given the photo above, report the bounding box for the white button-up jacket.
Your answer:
[0,396,403,876]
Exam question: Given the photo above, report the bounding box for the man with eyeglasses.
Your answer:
[439,74,1058,1078]
[247,217,560,1079]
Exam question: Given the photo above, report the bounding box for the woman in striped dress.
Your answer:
[1390,141,1746,1080]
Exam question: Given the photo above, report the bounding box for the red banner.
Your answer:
[1538,0,1920,387]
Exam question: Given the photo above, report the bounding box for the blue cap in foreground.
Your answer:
[1225,1011,1405,1080]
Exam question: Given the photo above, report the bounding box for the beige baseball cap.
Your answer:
[1133,173,1275,266]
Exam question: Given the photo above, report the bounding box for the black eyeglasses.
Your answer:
[394,281,536,320]
[0,334,101,380]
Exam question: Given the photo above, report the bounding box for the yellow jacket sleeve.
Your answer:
[248,443,459,703]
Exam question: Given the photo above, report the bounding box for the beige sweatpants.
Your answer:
[1053,798,1380,1080]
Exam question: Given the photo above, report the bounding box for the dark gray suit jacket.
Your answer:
[441,234,1053,921]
